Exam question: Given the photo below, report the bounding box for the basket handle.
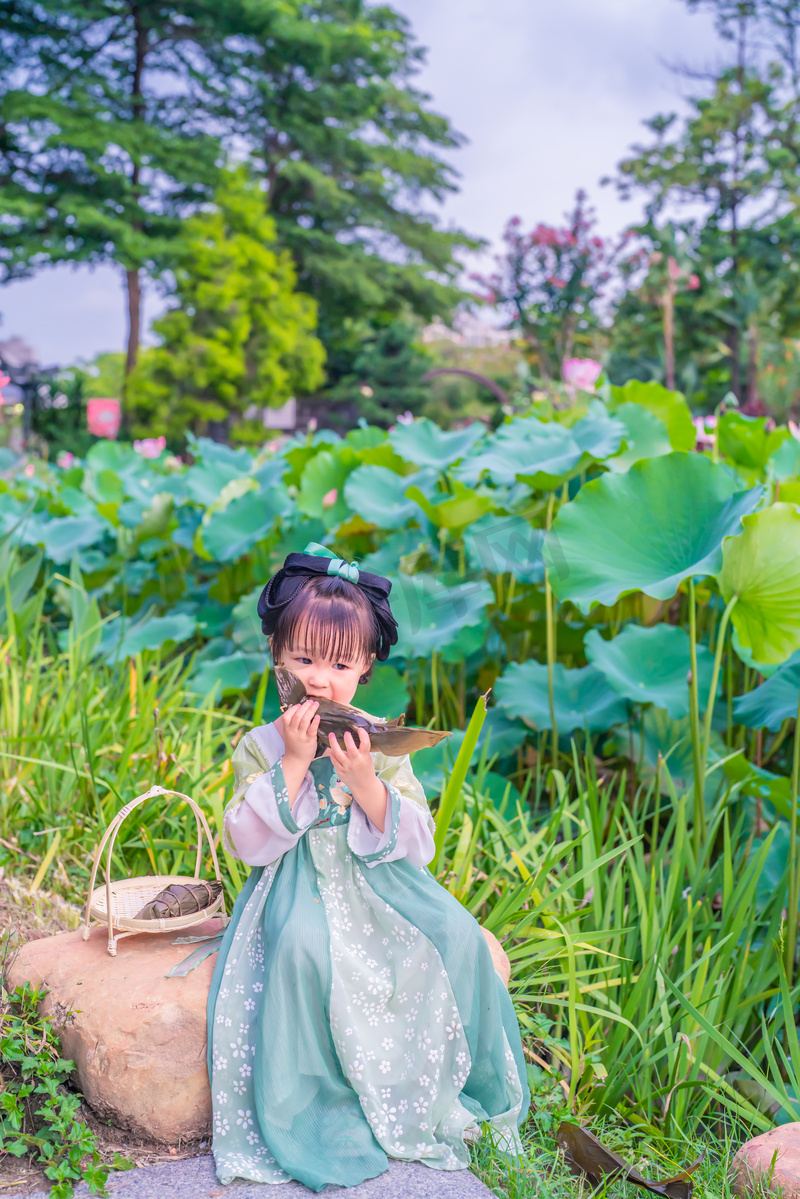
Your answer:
[82,785,227,941]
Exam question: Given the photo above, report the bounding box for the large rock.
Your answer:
[8,918,224,1143]
[732,1123,800,1197]
[9,918,511,1144]
[481,927,511,988]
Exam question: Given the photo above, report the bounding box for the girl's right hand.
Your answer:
[281,700,320,767]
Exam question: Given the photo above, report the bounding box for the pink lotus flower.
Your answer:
[790,420,800,443]
[56,451,74,469]
[322,488,338,508]
[687,274,700,290]
[563,358,603,393]
[133,435,166,459]
[693,414,716,450]
[87,398,121,439]
[23,462,35,478]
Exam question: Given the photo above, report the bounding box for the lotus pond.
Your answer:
[2,380,800,1162]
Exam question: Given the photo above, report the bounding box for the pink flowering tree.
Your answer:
[472,191,622,382]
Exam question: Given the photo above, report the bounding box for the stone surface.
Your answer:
[8,918,224,1144]
[732,1123,800,1197]
[28,1154,494,1199]
[481,927,511,988]
[9,917,511,1144]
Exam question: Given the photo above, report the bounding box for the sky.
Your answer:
[1,0,721,368]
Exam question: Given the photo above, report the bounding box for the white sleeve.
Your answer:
[347,754,435,869]
[223,727,318,867]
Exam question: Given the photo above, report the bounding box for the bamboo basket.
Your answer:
[83,784,227,956]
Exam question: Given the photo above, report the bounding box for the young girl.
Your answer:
[206,544,529,1191]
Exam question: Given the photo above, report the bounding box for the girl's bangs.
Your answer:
[275,590,376,664]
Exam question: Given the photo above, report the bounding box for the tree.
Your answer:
[614,0,800,405]
[0,0,477,384]
[125,170,325,444]
[325,319,432,427]
[207,0,477,351]
[473,192,620,381]
[0,1,225,376]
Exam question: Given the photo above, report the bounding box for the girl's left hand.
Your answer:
[326,728,376,793]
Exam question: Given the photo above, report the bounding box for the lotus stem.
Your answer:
[785,686,800,984]
[431,651,440,726]
[701,594,737,773]
[687,578,706,852]
[545,494,558,801]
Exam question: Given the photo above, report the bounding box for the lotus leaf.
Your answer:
[606,403,672,473]
[733,650,800,729]
[186,434,252,471]
[463,513,544,582]
[30,514,110,565]
[86,440,142,480]
[723,753,792,818]
[440,618,489,663]
[231,585,266,652]
[102,612,197,664]
[356,665,410,719]
[189,650,265,698]
[545,453,764,609]
[455,421,579,487]
[494,659,628,732]
[718,503,800,664]
[405,479,493,530]
[568,401,627,462]
[201,488,287,562]
[343,465,419,528]
[769,437,800,480]
[730,627,780,678]
[386,573,493,659]
[608,380,695,451]
[91,470,125,505]
[253,458,290,492]
[343,426,387,452]
[457,407,624,490]
[585,623,717,718]
[359,528,434,576]
[297,448,358,528]
[612,708,726,799]
[388,417,483,469]
[0,448,16,471]
[718,411,790,473]
[185,460,244,507]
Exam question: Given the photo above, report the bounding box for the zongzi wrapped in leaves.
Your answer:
[134,880,222,921]
[274,666,450,757]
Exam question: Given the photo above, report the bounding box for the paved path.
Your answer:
[28,1155,494,1198]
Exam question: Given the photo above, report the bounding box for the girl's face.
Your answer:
[277,640,374,706]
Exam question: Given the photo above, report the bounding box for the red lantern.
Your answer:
[87,398,121,439]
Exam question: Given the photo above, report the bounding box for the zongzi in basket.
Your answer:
[275,666,450,756]
[134,880,223,921]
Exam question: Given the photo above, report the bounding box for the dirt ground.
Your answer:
[0,870,210,1194]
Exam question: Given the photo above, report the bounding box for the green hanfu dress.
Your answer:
[207,722,529,1192]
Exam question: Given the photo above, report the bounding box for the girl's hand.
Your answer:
[281,700,320,768]
[326,729,388,832]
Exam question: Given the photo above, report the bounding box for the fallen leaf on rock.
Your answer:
[556,1122,703,1199]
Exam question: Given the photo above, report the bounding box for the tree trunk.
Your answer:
[745,315,760,411]
[662,283,676,390]
[726,326,741,399]
[124,4,147,380]
[125,268,141,377]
